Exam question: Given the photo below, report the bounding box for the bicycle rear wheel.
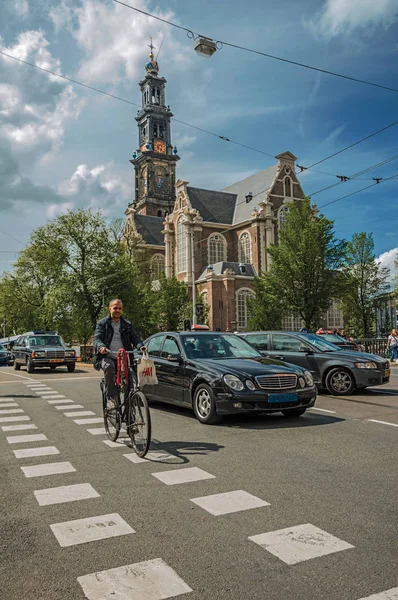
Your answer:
[128,390,151,457]
[104,405,121,442]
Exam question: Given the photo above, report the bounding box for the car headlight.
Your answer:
[304,371,314,386]
[224,374,244,391]
[298,376,305,388]
[34,351,46,358]
[245,379,256,391]
[65,350,75,357]
[354,362,377,369]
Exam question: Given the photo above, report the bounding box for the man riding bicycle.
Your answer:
[93,298,146,410]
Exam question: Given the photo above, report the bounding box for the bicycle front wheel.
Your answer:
[128,390,151,457]
[104,406,121,442]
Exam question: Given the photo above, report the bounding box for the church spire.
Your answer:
[145,36,159,76]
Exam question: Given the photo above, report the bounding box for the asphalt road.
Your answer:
[0,364,397,600]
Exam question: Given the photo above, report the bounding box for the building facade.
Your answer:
[124,52,343,331]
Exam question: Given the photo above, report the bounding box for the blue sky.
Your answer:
[0,0,397,279]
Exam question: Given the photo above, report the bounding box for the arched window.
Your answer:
[150,254,165,281]
[236,289,255,329]
[208,233,227,264]
[238,231,252,263]
[201,291,208,306]
[279,205,290,228]
[177,216,187,273]
[284,177,292,197]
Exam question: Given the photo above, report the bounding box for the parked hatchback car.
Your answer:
[239,331,390,396]
[316,331,358,351]
[13,331,76,373]
[141,331,317,424]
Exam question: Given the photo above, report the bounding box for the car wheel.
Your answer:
[26,358,35,374]
[50,366,56,370]
[282,408,307,418]
[67,363,76,373]
[325,368,355,395]
[193,383,220,424]
[13,361,20,371]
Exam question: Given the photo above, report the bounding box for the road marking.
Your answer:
[74,417,104,424]
[34,482,100,506]
[40,395,66,399]
[36,390,56,394]
[87,427,107,435]
[152,467,216,486]
[50,513,135,547]
[25,382,45,386]
[124,451,174,464]
[65,410,96,418]
[14,446,60,459]
[7,434,47,444]
[21,461,76,478]
[0,416,30,423]
[0,408,24,415]
[1,424,38,431]
[368,419,398,428]
[0,372,35,381]
[47,399,74,404]
[357,587,398,599]
[249,523,354,564]
[190,490,270,515]
[0,398,17,402]
[308,408,336,414]
[77,558,193,599]
[0,402,19,407]
[104,439,131,448]
[55,404,83,410]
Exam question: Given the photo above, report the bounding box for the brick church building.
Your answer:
[124,50,344,332]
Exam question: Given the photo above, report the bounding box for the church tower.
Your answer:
[130,40,180,217]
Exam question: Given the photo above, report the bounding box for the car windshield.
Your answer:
[298,334,341,352]
[320,334,348,343]
[182,333,261,360]
[27,336,63,347]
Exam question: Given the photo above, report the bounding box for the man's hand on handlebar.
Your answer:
[139,346,147,353]
[99,346,109,355]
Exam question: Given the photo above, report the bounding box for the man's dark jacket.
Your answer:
[93,316,143,370]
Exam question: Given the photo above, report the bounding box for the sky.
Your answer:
[0,0,397,282]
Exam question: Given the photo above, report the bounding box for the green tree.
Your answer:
[248,275,283,330]
[255,199,346,330]
[339,232,390,337]
[155,276,191,331]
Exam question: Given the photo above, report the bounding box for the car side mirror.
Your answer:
[260,351,269,357]
[167,354,183,363]
[300,347,314,354]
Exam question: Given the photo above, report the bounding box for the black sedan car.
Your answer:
[0,344,12,367]
[142,332,317,424]
[239,331,390,396]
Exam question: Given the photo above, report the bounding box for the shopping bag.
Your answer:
[137,351,158,387]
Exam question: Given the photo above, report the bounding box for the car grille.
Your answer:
[47,350,65,359]
[255,374,298,390]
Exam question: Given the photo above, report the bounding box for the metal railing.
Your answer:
[355,338,388,357]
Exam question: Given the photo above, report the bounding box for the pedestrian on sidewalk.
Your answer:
[386,328,398,362]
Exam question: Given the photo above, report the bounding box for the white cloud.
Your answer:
[50,0,192,85]
[0,30,83,161]
[376,248,397,283]
[311,0,398,38]
[7,0,29,17]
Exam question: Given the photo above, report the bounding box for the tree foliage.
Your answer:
[249,199,347,330]
[339,232,390,337]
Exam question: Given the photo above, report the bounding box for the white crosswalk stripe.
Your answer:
[14,446,59,459]
[1,424,38,431]
[0,408,24,414]
[21,461,76,478]
[6,434,48,444]
[34,483,100,506]
[50,513,135,547]
[152,467,215,486]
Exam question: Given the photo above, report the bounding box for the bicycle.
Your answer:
[101,349,151,457]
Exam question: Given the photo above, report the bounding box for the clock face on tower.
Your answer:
[154,139,166,154]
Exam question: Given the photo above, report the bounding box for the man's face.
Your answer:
[109,302,123,319]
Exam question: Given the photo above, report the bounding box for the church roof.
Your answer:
[222,164,278,224]
[134,214,164,246]
[187,186,237,224]
[197,261,257,281]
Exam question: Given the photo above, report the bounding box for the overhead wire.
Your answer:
[113,0,398,94]
[318,173,398,209]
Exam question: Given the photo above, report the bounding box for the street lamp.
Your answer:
[194,36,217,58]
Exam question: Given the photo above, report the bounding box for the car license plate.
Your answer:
[268,393,298,403]
[385,369,390,377]
[50,359,63,363]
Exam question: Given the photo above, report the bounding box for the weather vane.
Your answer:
[147,36,156,56]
